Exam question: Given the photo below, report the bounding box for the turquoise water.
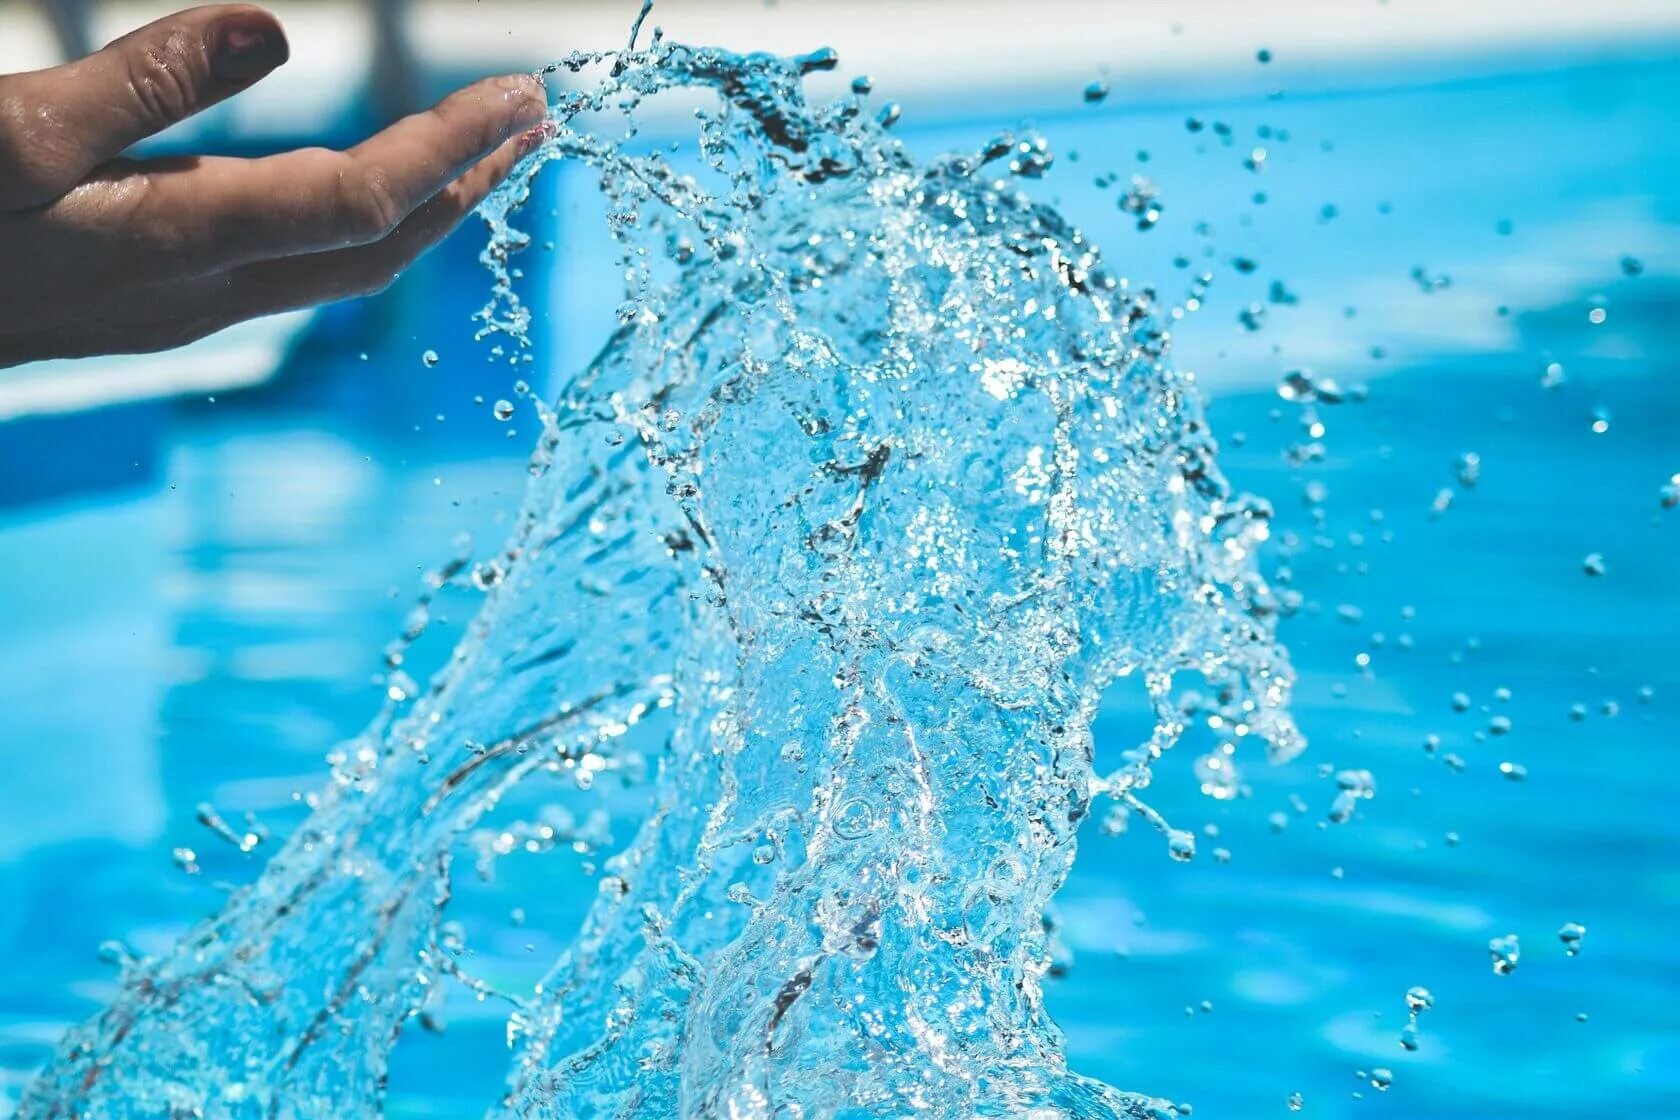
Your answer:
[2,41,1677,1120]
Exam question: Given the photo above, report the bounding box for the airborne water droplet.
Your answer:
[1167,830,1197,862]
[1489,933,1521,975]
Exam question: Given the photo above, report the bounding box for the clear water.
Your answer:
[2,35,1677,1120]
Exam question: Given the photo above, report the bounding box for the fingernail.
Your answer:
[211,16,289,84]
[516,123,550,158]
[501,74,548,129]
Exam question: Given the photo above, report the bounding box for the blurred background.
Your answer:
[1,1,1677,1117]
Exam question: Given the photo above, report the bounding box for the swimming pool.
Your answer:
[1,43,1676,1119]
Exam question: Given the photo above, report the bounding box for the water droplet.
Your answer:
[1400,984,1434,1051]
[1167,830,1197,862]
[471,560,504,591]
[1410,266,1451,293]
[1256,48,1273,63]
[1489,933,1521,975]
[1328,769,1375,824]
[1083,80,1110,104]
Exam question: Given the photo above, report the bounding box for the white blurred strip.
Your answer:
[6,1,1678,118]
[413,0,1680,98]
[0,311,312,422]
[0,5,58,72]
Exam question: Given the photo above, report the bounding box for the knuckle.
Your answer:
[122,29,206,127]
[336,159,405,244]
[0,80,77,207]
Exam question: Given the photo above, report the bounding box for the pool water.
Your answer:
[2,46,1677,1119]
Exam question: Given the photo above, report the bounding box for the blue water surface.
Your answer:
[2,44,1677,1119]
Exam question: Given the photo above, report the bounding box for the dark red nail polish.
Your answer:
[211,17,289,84]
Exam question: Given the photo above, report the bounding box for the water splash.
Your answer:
[22,30,1297,1120]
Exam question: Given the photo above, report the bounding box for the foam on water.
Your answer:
[22,29,1298,1120]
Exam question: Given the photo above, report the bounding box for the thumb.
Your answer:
[0,4,288,210]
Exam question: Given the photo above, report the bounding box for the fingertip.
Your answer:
[496,73,549,132]
[207,6,290,86]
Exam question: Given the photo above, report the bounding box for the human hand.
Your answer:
[0,4,547,368]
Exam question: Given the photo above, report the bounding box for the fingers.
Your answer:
[0,5,288,210]
[62,73,547,277]
[224,132,532,315]
[18,131,533,362]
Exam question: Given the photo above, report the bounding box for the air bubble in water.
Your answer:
[421,349,439,368]
[1583,553,1606,577]
[492,400,515,422]
[1559,922,1587,956]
